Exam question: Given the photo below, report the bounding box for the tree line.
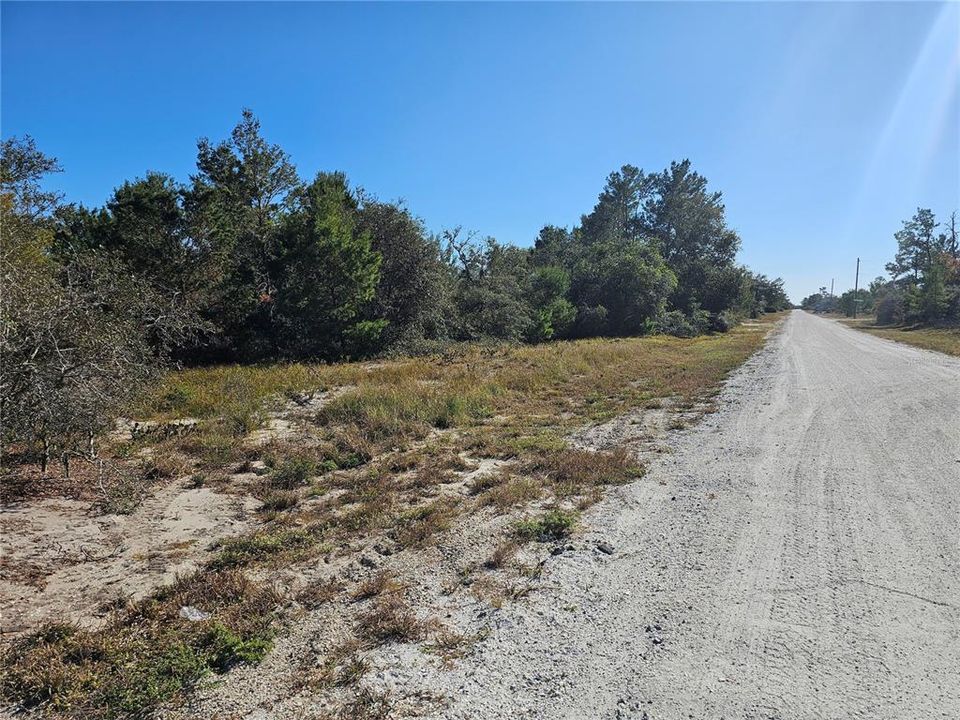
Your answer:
[1,111,788,470]
[801,207,959,324]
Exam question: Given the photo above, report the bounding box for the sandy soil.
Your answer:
[0,482,260,636]
[384,310,960,719]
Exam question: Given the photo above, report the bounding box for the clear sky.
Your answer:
[2,2,958,301]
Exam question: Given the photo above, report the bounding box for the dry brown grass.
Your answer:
[840,317,960,357]
[484,540,519,570]
[426,628,484,664]
[351,570,405,602]
[521,447,644,497]
[324,687,393,720]
[354,595,425,646]
[297,578,345,609]
[477,473,542,510]
[295,637,369,692]
[391,500,458,548]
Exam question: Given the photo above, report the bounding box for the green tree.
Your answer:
[448,234,534,342]
[569,237,676,336]
[187,109,301,357]
[643,160,740,313]
[917,256,949,322]
[272,173,383,358]
[886,208,938,281]
[526,265,576,342]
[357,199,453,349]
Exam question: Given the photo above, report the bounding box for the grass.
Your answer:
[7,313,785,717]
[267,455,317,489]
[138,313,783,462]
[391,500,457,548]
[1,571,278,719]
[210,527,321,568]
[840,316,960,357]
[354,595,425,646]
[521,447,644,497]
[515,509,579,542]
[259,489,299,512]
[477,474,542,510]
[351,570,405,602]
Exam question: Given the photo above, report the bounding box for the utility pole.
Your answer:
[830,278,834,297]
[853,258,860,318]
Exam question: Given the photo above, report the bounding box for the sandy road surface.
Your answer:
[420,310,960,719]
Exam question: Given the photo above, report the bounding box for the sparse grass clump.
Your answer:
[211,527,318,568]
[355,595,424,646]
[326,687,393,720]
[351,570,405,602]
[297,578,345,609]
[522,447,643,497]
[484,540,519,569]
[515,509,578,542]
[391,500,457,548]
[268,455,317,489]
[259,490,299,513]
[477,473,541,510]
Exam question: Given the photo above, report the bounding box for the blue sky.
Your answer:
[2,2,958,301]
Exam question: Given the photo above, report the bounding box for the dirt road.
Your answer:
[420,310,960,719]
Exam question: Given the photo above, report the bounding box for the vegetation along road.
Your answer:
[403,310,960,719]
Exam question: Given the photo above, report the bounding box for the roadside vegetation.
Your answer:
[2,115,789,482]
[1,114,789,718]
[0,315,783,719]
[838,317,960,357]
[801,208,958,328]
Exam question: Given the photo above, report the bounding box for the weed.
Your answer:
[269,456,317,489]
[355,595,424,646]
[259,490,299,513]
[1,570,278,719]
[478,474,541,510]
[522,447,643,496]
[327,687,393,720]
[335,653,370,686]
[297,578,345,609]
[468,471,502,495]
[515,509,578,542]
[210,527,318,569]
[391,500,456,548]
[425,628,479,663]
[485,540,519,569]
[351,570,405,602]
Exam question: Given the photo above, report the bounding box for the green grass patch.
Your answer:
[515,509,579,542]
[210,527,319,569]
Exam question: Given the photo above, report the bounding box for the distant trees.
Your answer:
[3,110,796,422]
[1,111,792,463]
[811,208,960,324]
[877,208,959,325]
